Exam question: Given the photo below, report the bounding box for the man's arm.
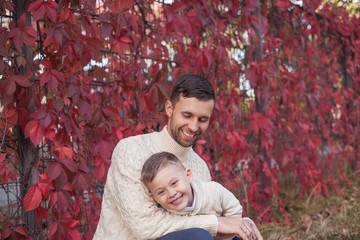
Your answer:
[107,140,218,239]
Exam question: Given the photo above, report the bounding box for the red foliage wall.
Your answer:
[0,0,359,239]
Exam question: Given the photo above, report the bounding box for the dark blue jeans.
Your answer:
[157,228,213,240]
[157,228,243,240]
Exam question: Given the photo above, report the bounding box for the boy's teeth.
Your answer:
[172,196,182,204]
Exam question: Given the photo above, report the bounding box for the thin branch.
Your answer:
[0,108,8,151]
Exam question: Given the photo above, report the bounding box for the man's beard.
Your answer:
[170,124,202,148]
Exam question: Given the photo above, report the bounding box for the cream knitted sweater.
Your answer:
[93,127,219,240]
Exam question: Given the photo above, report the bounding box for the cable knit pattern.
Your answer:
[93,127,218,240]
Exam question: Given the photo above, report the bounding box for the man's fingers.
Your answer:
[238,227,252,240]
[248,220,263,240]
[252,226,263,240]
[243,222,255,239]
[236,218,256,240]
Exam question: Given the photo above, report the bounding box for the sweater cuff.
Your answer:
[199,215,219,236]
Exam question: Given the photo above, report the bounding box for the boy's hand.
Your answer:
[217,216,263,240]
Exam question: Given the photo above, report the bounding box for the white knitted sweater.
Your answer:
[93,127,219,240]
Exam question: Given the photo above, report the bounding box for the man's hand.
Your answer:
[217,216,263,240]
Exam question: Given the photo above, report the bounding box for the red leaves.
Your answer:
[79,99,92,118]
[81,12,98,36]
[119,0,134,10]
[302,0,322,11]
[25,120,44,146]
[91,105,118,129]
[73,172,91,192]
[48,221,57,237]
[54,142,74,159]
[111,38,131,56]
[0,153,15,183]
[48,162,62,181]
[166,3,193,37]
[94,157,110,183]
[24,100,59,146]
[92,134,115,160]
[1,106,18,129]
[36,206,49,223]
[28,0,58,22]
[46,161,75,210]
[0,153,5,163]
[23,183,42,212]
[250,112,272,135]
[7,14,37,50]
[245,59,273,88]
[49,214,81,240]
[39,69,65,90]
[8,72,32,88]
[1,226,30,240]
[45,21,70,48]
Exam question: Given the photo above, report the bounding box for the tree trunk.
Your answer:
[341,45,357,170]
[17,125,39,236]
[253,0,270,167]
[14,0,39,235]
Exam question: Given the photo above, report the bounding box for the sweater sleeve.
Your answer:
[107,139,219,240]
[216,182,243,217]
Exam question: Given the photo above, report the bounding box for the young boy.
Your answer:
[141,151,254,240]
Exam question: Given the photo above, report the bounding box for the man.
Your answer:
[93,74,263,240]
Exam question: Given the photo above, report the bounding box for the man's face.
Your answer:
[148,164,193,212]
[165,96,214,147]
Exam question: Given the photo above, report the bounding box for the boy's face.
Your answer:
[165,96,214,147]
[147,164,194,212]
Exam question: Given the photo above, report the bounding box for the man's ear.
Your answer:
[165,100,173,118]
[186,169,193,183]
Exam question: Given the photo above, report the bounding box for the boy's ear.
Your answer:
[165,100,173,118]
[186,169,193,183]
[150,193,159,204]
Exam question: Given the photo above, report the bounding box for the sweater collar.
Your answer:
[155,126,191,160]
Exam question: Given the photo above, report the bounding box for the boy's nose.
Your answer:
[168,188,176,198]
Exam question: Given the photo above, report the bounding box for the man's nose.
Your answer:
[188,119,199,132]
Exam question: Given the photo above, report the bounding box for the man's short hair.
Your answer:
[170,74,215,106]
[141,152,185,188]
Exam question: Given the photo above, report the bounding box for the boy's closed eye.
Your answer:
[156,190,165,196]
